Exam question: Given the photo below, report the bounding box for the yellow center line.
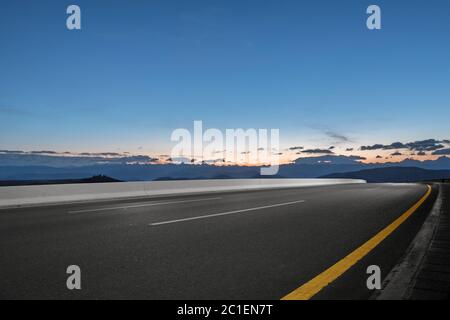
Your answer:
[281,184,432,300]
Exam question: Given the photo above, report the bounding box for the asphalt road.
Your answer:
[0,183,437,300]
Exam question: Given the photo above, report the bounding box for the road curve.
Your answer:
[0,183,437,299]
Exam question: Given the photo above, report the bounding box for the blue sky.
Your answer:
[1,0,450,161]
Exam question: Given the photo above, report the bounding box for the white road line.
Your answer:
[149,199,306,226]
[68,197,222,214]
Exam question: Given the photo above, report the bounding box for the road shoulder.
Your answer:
[376,183,450,300]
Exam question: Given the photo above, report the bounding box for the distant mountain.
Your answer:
[320,167,450,183]
[393,156,450,170]
[153,174,233,181]
[0,175,121,187]
[1,156,450,182]
[0,164,262,181]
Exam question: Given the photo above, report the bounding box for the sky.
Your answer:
[1,0,450,164]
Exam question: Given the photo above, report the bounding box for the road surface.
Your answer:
[0,183,437,299]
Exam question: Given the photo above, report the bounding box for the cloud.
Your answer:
[325,131,350,143]
[30,150,60,155]
[167,157,191,164]
[423,144,445,151]
[97,152,123,156]
[125,155,158,162]
[203,158,226,164]
[26,150,126,157]
[329,146,335,150]
[391,151,403,156]
[288,146,303,151]
[432,148,450,155]
[301,149,335,155]
[294,155,365,165]
[0,150,25,154]
[346,148,354,151]
[376,155,382,159]
[360,144,385,151]
[407,139,446,151]
[361,139,448,152]
[361,142,405,150]
[350,155,367,160]
[417,151,427,156]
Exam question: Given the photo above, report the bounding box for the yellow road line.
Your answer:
[281,184,432,300]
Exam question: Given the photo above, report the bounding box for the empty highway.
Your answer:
[0,183,437,299]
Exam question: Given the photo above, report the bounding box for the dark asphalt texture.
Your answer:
[0,183,437,299]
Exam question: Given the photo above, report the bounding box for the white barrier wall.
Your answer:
[0,179,366,208]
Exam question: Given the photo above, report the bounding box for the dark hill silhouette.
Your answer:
[320,167,450,183]
[0,175,121,187]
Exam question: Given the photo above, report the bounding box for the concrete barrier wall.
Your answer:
[0,178,366,208]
